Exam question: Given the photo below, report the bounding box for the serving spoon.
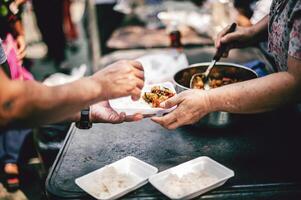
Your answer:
[190,23,237,89]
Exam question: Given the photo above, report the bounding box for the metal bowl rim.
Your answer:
[173,62,258,90]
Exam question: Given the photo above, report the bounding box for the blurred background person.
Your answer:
[0,0,34,192]
[95,0,125,55]
[63,0,79,50]
[31,0,67,70]
[234,0,272,27]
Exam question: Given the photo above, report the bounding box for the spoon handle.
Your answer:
[213,23,237,61]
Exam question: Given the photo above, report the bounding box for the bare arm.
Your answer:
[208,56,301,113]
[151,15,301,130]
[0,60,144,127]
[152,56,301,129]
[0,68,101,126]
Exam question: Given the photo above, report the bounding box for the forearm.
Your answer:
[207,72,301,114]
[0,76,103,126]
[250,15,269,43]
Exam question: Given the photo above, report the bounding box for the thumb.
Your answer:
[160,95,179,109]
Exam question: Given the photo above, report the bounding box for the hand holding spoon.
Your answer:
[190,23,237,89]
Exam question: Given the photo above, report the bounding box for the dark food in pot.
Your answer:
[191,71,241,89]
[143,86,175,108]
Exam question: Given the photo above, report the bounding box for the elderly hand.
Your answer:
[92,60,144,101]
[90,101,143,124]
[151,90,212,130]
[215,25,254,58]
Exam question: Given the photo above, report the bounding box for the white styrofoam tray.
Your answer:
[149,156,234,200]
[109,82,176,115]
[75,156,158,200]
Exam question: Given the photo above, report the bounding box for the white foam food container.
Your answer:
[75,156,158,200]
[149,156,234,200]
[109,82,176,115]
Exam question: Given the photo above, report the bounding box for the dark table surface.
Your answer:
[46,108,301,200]
[46,47,301,199]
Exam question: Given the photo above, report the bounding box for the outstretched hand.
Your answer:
[151,90,212,130]
[90,101,143,124]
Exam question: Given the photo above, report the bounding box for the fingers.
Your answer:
[134,77,144,89]
[110,112,143,124]
[130,61,144,98]
[17,50,26,61]
[220,32,239,46]
[125,113,143,122]
[151,112,178,130]
[16,36,26,59]
[112,112,126,124]
[131,88,142,101]
[160,95,180,109]
[165,121,180,130]
[215,24,232,48]
[17,43,26,54]
[134,68,144,80]
[129,75,144,100]
[143,114,155,118]
[129,60,143,71]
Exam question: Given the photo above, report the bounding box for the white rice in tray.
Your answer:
[87,166,136,199]
[163,171,218,198]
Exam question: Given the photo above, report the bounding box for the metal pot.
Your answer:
[173,62,258,128]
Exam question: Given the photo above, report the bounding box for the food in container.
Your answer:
[191,72,241,89]
[149,156,234,200]
[142,85,175,108]
[173,62,258,127]
[109,82,176,115]
[75,156,158,200]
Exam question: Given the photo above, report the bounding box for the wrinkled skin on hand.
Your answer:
[151,90,212,130]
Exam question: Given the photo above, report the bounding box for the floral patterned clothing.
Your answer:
[268,0,301,71]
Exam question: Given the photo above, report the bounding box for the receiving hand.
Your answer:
[90,101,143,124]
[16,35,26,62]
[151,90,212,130]
[92,60,144,101]
[215,25,254,58]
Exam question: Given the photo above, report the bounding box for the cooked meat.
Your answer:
[143,86,175,108]
[191,75,205,89]
[191,72,241,89]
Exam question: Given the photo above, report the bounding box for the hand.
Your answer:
[15,0,27,7]
[92,60,144,101]
[90,101,143,124]
[16,35,26,62]
[151,90,212,130]
[215,25,254,58]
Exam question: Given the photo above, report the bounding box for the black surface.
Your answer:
[46,107,301,199]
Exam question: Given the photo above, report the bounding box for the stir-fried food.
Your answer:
[143,86,175,108]
[191,74,205,89]
[191,73,241,89]
[209,77,239,88]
